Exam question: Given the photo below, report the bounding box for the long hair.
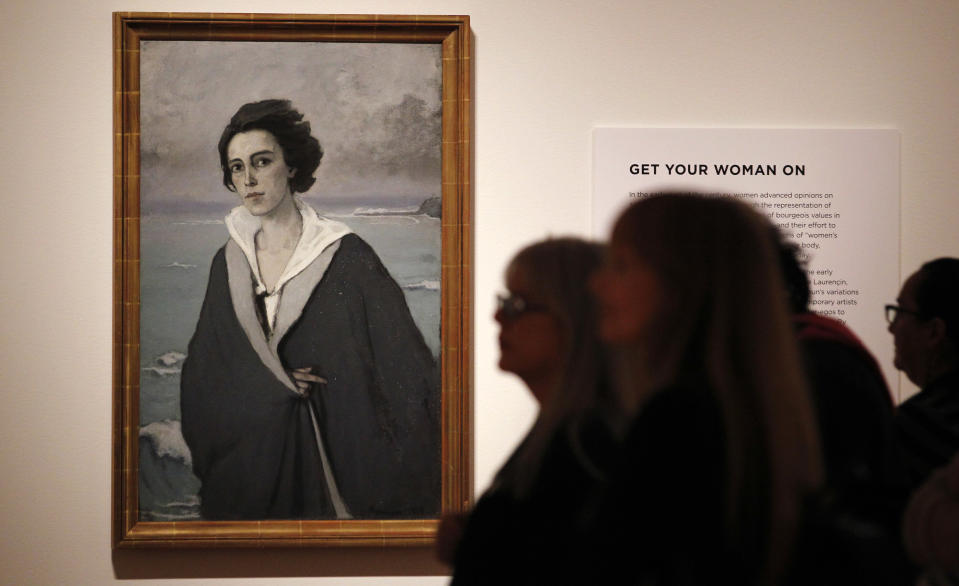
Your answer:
[496,237,621,498]
[611,193,823,583]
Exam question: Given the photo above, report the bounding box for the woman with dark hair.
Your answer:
[590,193,823,585]
[180,99,439,520]
[440,237,622,584]
[889,257,959,488]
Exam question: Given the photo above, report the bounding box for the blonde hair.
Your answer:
[496,237,621,498]
[612,193,823,583]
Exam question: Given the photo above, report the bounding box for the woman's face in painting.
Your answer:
[591,240,663,346]
[495,264,565,404]
[226,129,296,216]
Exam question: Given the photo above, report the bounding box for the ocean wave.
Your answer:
[365,216,422,225]
[143,351,186,376]
[404,279,440,291]
[140,419,193,467]
[140,497,201,521]
[164,497,201,507]
[143,509,201,521]
[156,351,186,366]
[352,206,420,216]
[171,219,224,225]
[162,261,197,269]
[143,366,180,376]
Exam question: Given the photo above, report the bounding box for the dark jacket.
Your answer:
[896,369,959,489]
[181,234,440,520]
[452,414,617,585]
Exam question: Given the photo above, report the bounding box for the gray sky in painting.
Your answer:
[140,41,441,212]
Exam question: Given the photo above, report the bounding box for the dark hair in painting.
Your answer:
[217,99,323,193]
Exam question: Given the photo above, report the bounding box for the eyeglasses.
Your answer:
[885,304,925,325]
[495,293,549,320]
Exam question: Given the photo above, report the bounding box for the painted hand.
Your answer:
[290,367,328,396]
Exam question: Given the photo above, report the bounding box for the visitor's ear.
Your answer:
[926,317,947,347]
[288,167,297,178]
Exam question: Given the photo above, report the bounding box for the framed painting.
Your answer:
[112,12,472,547]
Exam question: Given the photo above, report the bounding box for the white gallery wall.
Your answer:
[2,1,957,584]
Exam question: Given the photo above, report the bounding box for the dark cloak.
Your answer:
[180,233,440,520]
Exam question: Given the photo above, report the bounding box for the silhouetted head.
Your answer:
[495,238,605,405]
[594,193,795,378]
[889,257,959,386]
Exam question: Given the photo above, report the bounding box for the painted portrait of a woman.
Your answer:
[179,99,440,520]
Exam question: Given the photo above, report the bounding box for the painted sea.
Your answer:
[138,202,441,521]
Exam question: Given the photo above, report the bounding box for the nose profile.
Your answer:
[244,166,257,186]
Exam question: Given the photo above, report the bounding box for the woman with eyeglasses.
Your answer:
[438,237,623,584]
[888,258,959,489]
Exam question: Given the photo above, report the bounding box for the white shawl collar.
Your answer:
[226,197,352,318]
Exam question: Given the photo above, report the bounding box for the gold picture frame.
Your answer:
[113,12,471,548]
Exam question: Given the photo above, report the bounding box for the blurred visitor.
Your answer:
[440,237,622,584]
[590,193,822,585]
